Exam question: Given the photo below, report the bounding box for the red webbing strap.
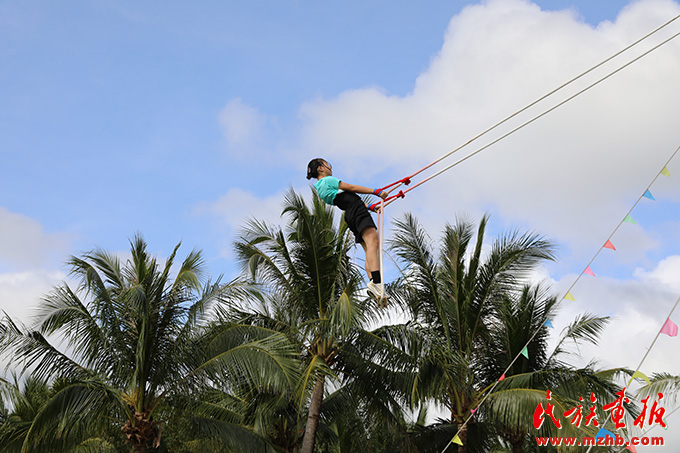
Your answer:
[376,176,411,193]
[368,190,405,211]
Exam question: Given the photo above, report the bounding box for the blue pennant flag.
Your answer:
[544,319,554,328]
[596,428,616,440]
[643,189,655,200]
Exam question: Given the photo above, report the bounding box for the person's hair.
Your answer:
[306,158,326,180]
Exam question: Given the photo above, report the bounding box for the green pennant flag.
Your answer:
[521,346,529,359]
[624,214,637,224]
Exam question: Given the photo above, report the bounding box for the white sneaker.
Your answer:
[367,282,388,308]
[367,281,383,299]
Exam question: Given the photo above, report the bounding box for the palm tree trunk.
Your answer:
[510,432,525,453]
[300,376,325,453]
[456,423,468,453]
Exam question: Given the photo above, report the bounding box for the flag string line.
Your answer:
[557,145,680,313]
[440,144,680,452]
[585,292,680,453]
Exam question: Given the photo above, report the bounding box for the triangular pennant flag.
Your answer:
[661,166,671,177]
[452,435,463,445]
[624,214,637,224]
[563,292,576,301]
[626,445,637,452]
[632,370,651,385]
[584,266,596,277]
[643,189,655,200]
[661,317,678,337]
[470,408,477,414]
[596,428,616,440]
[544,319,554,328]
[498,373,505,381]
[520,346,529,359]
[603,240,616,251]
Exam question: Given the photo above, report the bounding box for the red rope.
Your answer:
[376,176,411,192]
[369,190,405,211]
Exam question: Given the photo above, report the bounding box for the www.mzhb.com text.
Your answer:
[535,435,664,447]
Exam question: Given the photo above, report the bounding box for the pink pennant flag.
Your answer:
[499,373,505,381]
[584,266,596,277]
[661,318,678,337]
[470,408,477,414]
[603,240,616,251]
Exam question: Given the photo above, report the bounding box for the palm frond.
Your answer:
[547,313,611,366]
[635,372,680,406]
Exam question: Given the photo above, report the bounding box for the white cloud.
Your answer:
[549,253,680,366]
[634,255,680,293]
[218,98,268,155]
[0,270,65,325]
[196,188,287,229]
[0,207,71,334]
[194,188,295,259]
[544,253,680,450]
[295,0,680,263]
[0,207,69,271]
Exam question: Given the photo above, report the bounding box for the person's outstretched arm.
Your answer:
[338,181,387,198]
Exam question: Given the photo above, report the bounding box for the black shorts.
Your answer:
[333,192,376,244]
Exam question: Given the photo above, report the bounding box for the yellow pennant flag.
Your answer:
[452,435,463,446]
[563,292,576,301]
[632,370,651,385]
[661,166,671,176]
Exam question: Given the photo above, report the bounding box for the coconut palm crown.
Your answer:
[228,189,413,453]
[0,235,297,452]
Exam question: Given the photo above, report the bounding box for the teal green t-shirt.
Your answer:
[314,176,340,205]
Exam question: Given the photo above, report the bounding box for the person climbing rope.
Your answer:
[306,158,388,305]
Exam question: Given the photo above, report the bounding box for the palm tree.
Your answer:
[388,213,557,452]
[482,286,629,452]
[0,375,52,452]
[626,373,680,441]
[229,189,412,453]
[0,374,119,452]
[0,235,298,452]
[388,213,631,452]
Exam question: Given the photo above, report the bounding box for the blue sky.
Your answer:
[3,1,680,447]
[3,0,671,272]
